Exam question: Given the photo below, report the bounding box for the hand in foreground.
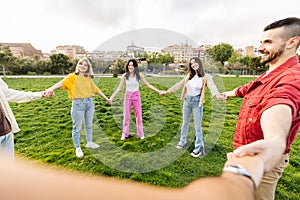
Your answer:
[232,140,280,173]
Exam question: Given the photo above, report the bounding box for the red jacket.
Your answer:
[233,56,300,153]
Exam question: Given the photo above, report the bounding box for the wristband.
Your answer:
[223,164,256,190]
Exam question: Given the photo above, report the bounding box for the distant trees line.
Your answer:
[1,43,299,76]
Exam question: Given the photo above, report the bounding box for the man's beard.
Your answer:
[260,45,285,65]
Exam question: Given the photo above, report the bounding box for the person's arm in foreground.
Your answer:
[0,152,263,200]
[233,104,291,172]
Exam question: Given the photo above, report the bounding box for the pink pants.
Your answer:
[122,91,144,138]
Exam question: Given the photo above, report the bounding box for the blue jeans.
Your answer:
[0,132,14,158]
[178,95,204,153]
[71,97,94,148]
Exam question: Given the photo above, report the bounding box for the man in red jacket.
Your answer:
[219,17,300,200]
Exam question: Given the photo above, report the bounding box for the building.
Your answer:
[235,48,244,57]
[244,46,254,56]
[52,45,87,59]
[162,44,202,63]
[126,42,144,58]
[1,43,43,60]
[144,47,162,53]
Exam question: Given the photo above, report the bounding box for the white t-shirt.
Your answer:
[186,76,202,96]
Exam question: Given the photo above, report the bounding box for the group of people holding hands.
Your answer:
[42,55,222,159]
[1,17,300,200]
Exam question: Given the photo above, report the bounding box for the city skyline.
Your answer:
[1,0,299,53]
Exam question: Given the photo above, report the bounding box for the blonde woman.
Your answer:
[46,58,110,158]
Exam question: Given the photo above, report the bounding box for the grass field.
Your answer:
[4,76,300,200]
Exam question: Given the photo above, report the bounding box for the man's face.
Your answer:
[258,27,287,65]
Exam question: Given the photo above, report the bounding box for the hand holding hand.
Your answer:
[215,93,228,101]
[106,98,112,105]
[44,89,55,97]
[232,140,279,173]
[41,90,54,98]
[159,90,168,96]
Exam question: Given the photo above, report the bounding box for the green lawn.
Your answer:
[4,76,300,200]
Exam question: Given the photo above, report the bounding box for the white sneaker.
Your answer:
[85,142,99,149]
[75,147,84,158]
[121,135,125,140]
[140,136,144,140]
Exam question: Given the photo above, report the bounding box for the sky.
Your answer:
[1,0,299,53]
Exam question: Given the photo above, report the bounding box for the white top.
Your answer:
[126,77,139,92]
[186,76,202,96]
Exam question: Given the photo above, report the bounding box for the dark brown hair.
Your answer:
[188,57,205,80]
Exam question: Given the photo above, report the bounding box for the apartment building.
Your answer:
[1,43,43,60]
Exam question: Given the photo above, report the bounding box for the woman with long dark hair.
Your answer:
[109,59,161,140]
[162,57,220,157]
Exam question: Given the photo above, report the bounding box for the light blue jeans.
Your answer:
[71,97,94,148]
[178,95,204,153]
[0,132,14,158]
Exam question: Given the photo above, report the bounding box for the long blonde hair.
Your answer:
[75,58,95,78]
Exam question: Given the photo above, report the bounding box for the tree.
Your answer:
[50,54,72,74]
[248,56,267,75]
[208,43,234,65]
[0,44,13,76]
[110,59,127,77]
[227,51,240,66]
[34,60,52,75]
[143,52,174,73]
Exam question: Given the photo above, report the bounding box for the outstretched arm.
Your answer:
[45,81,63,96]
[110,75,125,100]
[0,78,43,103]
[96,89,110,103]
[162,78,185,95]
[186,154,263,200]
[140,73,160,93]
[0,151,264,200]
[216,88,238,101]
[205,74,220,98]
